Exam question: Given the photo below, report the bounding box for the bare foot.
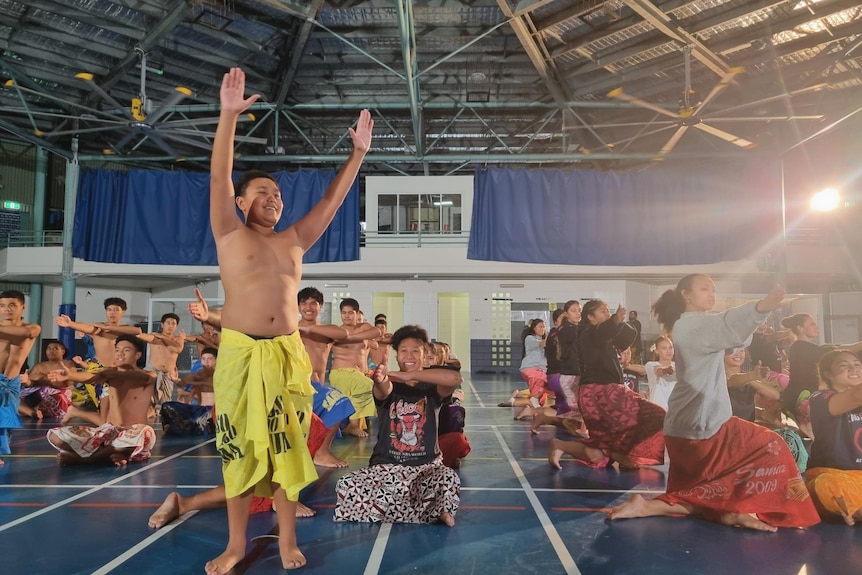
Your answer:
[834,496,856,526]
[608,494,651,520]
[343,420,368,438]
[110,453,129,467]
[718,512,778,532]
[548,438,564,470]
[313,450,349,468]
[531,413,548,434]
[439,512,455,527]
[514,405,534,420]
[610,451,641,470]
[279,543,307,570]
[148,492,181,528]
[295,502,316,518]
[205,548,245,575]
[60,406,76,425]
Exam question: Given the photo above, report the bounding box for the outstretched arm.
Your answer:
[56,315,99,336]
[0,323,41,344]
[389,366,462,398]
[48,364,96,385]
[342,323,383,342]
[625,362,647,376]
[292,109,373,250]
[298,324,349,341]
[828,382,862,416]
[98,324,143,336]
[211,68,261,239]
[137,331,185,352]
[186,332,219,347]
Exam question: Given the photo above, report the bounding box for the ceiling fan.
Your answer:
[608,45,755,158]
[43,48,263,157]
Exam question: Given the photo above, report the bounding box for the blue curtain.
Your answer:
[73,168,359,265]
[467,163,782,266]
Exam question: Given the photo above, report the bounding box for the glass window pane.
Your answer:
[402,194,420,233]
[377,195,398,233]
[440,193,461,233]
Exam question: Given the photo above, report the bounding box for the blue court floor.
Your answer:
[1,373,858,575]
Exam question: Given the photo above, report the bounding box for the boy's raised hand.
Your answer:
[188,288,209,322]
[220,67,260,116]
[349,109,374,155]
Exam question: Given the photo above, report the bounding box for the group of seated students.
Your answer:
[24,286,472,531]
[501,276,862,529]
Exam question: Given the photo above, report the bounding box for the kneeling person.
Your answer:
[47,336,157,466]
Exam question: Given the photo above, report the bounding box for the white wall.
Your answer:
[829,292,860,344]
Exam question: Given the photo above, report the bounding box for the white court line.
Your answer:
[0,438,214,533]
[492,426,581,575]
[459,486,664,494]
[90,510,199,575]
[0,484,221,490]
[363,522,392,575]
[463,377,485,408]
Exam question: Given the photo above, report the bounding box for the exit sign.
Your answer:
[2,201,21,210]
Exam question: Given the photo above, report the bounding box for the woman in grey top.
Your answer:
[608,274,820,531]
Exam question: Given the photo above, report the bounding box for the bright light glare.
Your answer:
[810,188,840,212]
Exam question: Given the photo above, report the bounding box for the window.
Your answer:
[377,193,462,234]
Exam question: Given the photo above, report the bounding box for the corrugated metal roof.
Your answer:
[0,0,859,174]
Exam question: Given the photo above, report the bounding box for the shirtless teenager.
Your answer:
[55,297,142,366]
[329,298,385,438]
[205,67,372,574]
[46,336,157,467]
[186,320,221,357]
[147,294,322,525]
[181,322,221,403]
[297,287,357,467]
[0,290,41,464]
[136,312,186,407]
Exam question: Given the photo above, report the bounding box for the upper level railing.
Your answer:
[361,230,470,247]
[0,230,65,248]
[0,230,468,249]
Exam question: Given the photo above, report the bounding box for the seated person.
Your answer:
[46,336,157,466]
[804,350,862,525]
[160,347,217,436]
[724,348,781,422]
[333,325,462,526]
[438,388,470,468]
[181,323,221,403]
[425,344,469,468]
[19,341,76,420]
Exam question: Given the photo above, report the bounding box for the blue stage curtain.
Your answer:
[73,168,359,265]
[467,163,781,266]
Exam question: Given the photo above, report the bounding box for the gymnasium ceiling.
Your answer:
[1,0,862,176]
